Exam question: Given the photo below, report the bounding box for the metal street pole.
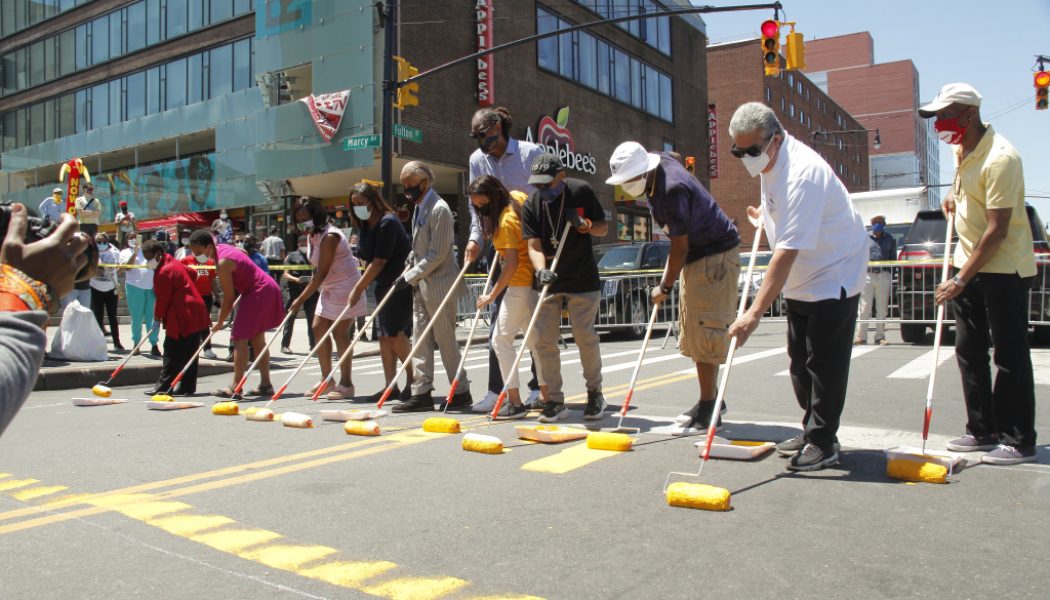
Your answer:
[380,0,397,205]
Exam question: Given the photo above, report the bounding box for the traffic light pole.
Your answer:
[380,0,397,205]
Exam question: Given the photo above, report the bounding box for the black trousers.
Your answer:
[485,247,539,394]
[785,290,860,449]
[156,330,205,394]
[282,289,318,349]
[91,288,121,345]
[953,272,1036,448]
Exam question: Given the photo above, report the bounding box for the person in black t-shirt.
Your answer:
[521,152,608,423]
[348,182,414,403]
[280,235,318,353]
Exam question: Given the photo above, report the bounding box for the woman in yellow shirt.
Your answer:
[470,175,544,419]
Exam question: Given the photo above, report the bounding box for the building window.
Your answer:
[572,0,672,55]
[789,103,795,118]
[765,86,771,102]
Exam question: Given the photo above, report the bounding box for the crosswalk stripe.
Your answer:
[677,347,787,375]
[1030,349,1050,386]
[888,348,956,379]
[774,344,881,376]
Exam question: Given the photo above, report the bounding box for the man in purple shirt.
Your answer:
[607,141,740,430]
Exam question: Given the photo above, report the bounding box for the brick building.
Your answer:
[707,38,870,247]
[803,32,940,205]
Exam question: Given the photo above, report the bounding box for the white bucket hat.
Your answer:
[605,141,661,185]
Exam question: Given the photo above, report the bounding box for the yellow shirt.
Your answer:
[492,191,534,287]
[952,125,1036,278]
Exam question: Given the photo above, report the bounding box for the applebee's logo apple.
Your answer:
[524,106,598,175]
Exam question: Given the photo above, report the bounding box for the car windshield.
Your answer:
[596,246,640,271]
[904,212,953,247]
[740,252,773,267]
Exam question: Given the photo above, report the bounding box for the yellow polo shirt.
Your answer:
[952,125,1036,278]
[492,190,534,287]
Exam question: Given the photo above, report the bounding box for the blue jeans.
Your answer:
[59,287,92,311]
[125,285,158,346]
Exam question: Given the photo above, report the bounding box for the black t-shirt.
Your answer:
[282,249,313,294]
[358,213,411,288]
[521,177,604,293]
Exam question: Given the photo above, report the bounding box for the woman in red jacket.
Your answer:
[141,241,211,396]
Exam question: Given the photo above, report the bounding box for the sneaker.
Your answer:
[775,433,806,457]
[441,392,473,412]
[525,388,541,407]
[673,399,726,430]
[853,338,866,345]
[946,434,999,452]
[786,443,839,471]
[980,444,1037,465]
[472,390,500,413]
[280,346,293,354]
[223,353,234,362]
[583,389,607,421]
[877,339,889,346]
[538,402,567,423]
[201,349,218,360]
[495,403,529,421]
[150,345,162,357]
[113,341,126,351]
[392,392,435,413]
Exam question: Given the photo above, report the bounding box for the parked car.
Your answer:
[897,205,1050,344]
[739,250,788,316]
[593,241,672,338]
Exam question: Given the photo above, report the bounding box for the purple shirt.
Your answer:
[648,153,739,262]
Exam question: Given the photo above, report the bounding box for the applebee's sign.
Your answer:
[475,0,493,106]
[523,106,598,175]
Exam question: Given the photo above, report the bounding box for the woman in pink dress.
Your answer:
[287,197,367,400]
[189,229,284,398]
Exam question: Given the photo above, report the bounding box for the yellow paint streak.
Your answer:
[86,494,194,520]
[239,543,339,570]
[0,479,39,491]
[520,442,622,474]
[362,575,470,600]
[190,528,283,553]
[0,473,9,479]
[147,514,236,536]
[9,485,68,502]
[299,560,398,587]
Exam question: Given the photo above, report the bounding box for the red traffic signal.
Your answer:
[1036,71,1049,110]
[761,20,780,76]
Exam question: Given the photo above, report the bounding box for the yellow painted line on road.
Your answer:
[520,442,624,474]
[0,478,39,491]
[9,485,68,502]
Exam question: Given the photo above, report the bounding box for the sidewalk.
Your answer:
[37,316,488,392]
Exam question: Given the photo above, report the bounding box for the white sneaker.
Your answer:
[525,388,541,407]
[201,349,218,360]
[472,390,500,413]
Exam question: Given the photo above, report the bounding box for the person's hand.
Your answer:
[288,296,304,315]
[0,204,89,299]
[534,269,558,288]
[465,240,481,264]
[934,279,963,305]
[476,293,494,309]
[650,284,669,305]
[941,191,955,217]
[394,275,411,292]
[212,319,226,333]
[746,205,762,228]
[567,211,592,234]
[727,311,762,348]
[349,287,363,308]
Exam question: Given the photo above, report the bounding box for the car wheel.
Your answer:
[900,323,926,344]
[622,295,647,340]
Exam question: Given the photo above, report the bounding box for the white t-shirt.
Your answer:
[118,247,154,289]
[759,134,868,302]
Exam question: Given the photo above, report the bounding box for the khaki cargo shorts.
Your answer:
[678,248,740,364]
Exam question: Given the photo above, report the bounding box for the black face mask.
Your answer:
[478,134,500,154]
[404,185,424,204]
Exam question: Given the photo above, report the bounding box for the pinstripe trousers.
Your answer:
[410,286,469,395]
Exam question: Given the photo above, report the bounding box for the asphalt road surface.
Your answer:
[2,323,1048,599]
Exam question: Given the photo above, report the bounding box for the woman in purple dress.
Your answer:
[189,229,284,398]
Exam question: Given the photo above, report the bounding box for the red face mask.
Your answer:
[934,109,973,145]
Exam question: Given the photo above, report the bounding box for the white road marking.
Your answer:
[775,344,882,376]
[677,347,788,375]
[888,348,956,379]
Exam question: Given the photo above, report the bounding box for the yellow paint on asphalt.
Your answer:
[9,485,68,502]
[148,514,236,536]
[0,478,39,491]
[240,543,339,570]
[361,575,470,600]
[520,442,623,474]
[298,560,398,587]
[191,527,284,553]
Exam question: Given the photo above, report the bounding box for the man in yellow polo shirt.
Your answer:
[921,83,1037,465]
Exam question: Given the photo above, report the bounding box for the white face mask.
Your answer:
[297,246,308,254]
[741,137,775,178]
[621,177,647,198]
[146,258,159,270]
[181,238,190,246]
[128,239,138,248]
[353,205,371,220]
[194,253,209,264]
[220,212,228,220]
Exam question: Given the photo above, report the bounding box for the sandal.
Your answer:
[248,384,275,396]
[325,384,355,401]
[212,386,240,399]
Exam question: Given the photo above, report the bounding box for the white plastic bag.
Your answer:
[50,300,107,362]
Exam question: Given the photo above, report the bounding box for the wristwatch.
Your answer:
[951,274,967,288]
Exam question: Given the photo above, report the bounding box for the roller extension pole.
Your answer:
[612,301,661,432]
[231,305,297,396]
[93,322,160,393]
[441,259,499,413]
[922,215,955,455]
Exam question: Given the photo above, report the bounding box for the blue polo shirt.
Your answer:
[647,153,739,263]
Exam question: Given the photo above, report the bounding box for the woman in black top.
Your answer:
[348,182,414,402]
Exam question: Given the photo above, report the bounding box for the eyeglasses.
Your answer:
[730,137,772,159]
[469,121,499,140]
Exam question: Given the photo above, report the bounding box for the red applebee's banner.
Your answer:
[299,90,350,142]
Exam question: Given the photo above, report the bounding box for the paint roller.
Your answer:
[153,297,242,402]
[441,258,499,413]
[462,433,504,454]
[422,417,461,434]
[344,420,381,437]
[244,407,275,422]
[662,221,765,511]
[212,402,239,416]
[279,412,313,429]
[91,322,160,397]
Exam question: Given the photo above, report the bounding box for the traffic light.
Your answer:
[1035,70,1049,110]
[760,20,780,77]
[685,156,696,175]
[784,24,805,71]
[394,56,419,109]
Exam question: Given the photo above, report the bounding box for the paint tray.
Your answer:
[693,437,775,460]
[147,401,204,410]
[515,425,590,443]
[73,397,128,406]
[885,446,965,476]
[320,409,387,422]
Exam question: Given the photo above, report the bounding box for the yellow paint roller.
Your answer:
[244,407,275,422]
[586,432,634,452]
[665,482,732,511]
[280,412,313,428]
[462,433,503,454]
[344,420,381,436]
[886,458,948,484]
[91,384,113,398]
[212,402,239,416]
[151,394,173,402]
[422,417,461,434]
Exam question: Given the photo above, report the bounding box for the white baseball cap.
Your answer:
[605,141,661,185]
[52,187,63,194]
[918,83,982,118]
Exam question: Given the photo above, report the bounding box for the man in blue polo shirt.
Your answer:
[607,141,741,430]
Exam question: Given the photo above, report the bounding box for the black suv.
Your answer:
[592,241,672,338]
[897,205,1050,344]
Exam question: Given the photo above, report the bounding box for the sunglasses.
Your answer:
[469,121,500,140]
[730,136,772,159]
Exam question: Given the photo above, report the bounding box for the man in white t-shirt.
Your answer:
[726,102,868,472]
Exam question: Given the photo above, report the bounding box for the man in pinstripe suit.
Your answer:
[392,161,473,413]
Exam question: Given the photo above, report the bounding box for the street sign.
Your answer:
[343,134,380,150]
[393,124,423,143]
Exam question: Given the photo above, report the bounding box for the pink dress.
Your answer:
[216,244,285,340]
[308,225,366,321]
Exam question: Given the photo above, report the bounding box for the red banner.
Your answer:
[476,0,493,106]
[300,90,350,143]
[708,104,718,179]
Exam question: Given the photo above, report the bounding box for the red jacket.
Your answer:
[153,253,210,339]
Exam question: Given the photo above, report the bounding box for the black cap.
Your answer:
[528,152,564,185]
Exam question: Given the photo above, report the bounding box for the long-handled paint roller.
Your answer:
[886,213,956,484]
[304,268,412,406]
[662,221,765,511]
[91,322,160,397]
[151,296,242,402]
[441,258,499,414]
[229,305,298,397]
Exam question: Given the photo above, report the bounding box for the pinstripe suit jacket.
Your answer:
[405,189,466,307]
